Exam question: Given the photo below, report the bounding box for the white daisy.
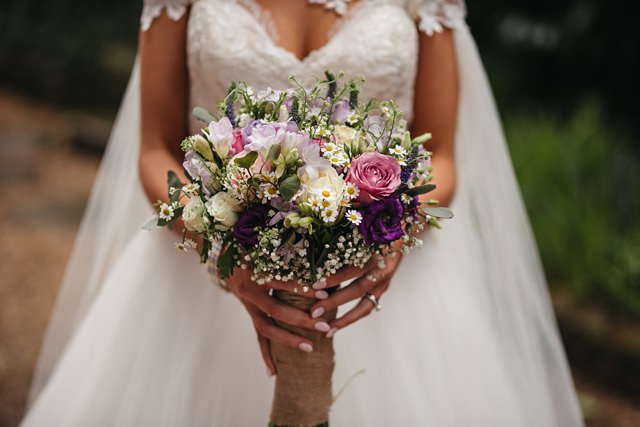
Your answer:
[184,239,198,249]
[259,183,279,202]
[306,195,321,211]
[345,209,363,226]
[182,182,200,194]
[174,242,187,252]
[320,206,339,223]
[158,203,174,221]
[400,193,412,204]
[323,142,338,154]
[316,127,332,138]
[344,182,360,199]
[390,145,407,157]
[347,114,359,125]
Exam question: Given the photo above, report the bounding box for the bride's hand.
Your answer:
[225,267,328,376]
[308,252,403,337]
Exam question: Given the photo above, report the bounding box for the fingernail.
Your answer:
[311,307,325,319]
[299,342,313,353]
[314,321,331,332]
[313,280,327,290]
[267,367,274,377]
[315,290,329,300]
[326,328,338,338]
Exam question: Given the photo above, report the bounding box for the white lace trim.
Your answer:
[308,0,352,16]
[141,0,193,31]
[410,0,467,36]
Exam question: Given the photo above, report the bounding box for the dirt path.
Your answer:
[0,92,638,426]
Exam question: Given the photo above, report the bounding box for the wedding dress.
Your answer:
[22,0,584,425]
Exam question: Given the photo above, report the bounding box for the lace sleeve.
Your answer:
[141,0,196,31]
[409,0,467,36]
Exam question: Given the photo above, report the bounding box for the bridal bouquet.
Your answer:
[151,72,452,426]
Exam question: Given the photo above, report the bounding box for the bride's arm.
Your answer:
[309,29,459,333]
[139,12,190,209]
[138,11,325,376]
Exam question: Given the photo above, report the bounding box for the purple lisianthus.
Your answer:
[183,151,212,194]
[359,197,404,245]
[331,101,352,122]
[233,205,269,247]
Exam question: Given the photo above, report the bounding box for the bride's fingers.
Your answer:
[257,333,276,377]
[328,280,390,331]
[309,268,382,316]
[245,303,316,353]
[241,285,330,333]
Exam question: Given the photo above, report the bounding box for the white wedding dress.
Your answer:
[23,0,585,426]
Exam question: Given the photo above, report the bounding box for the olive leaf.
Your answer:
[421,206,454,219]
[405,184,436,197]
[192,107,217,123]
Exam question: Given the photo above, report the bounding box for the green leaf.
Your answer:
[199,238,211,263]
[422,206,454,219]
[217,243,237,279]
[406,184,436,197]
[192,107,217,123]
[279,175,301,201]
[412,132,432,145]
[168,170,183,203]
[234,151,258,169]
[266,144,281,161]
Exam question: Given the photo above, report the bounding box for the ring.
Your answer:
[366,273,378,282]
[363,293,382,311]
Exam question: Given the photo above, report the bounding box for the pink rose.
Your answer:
[232,128,245,155]
[346,152,401,205]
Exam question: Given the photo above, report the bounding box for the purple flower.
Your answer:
[331,101,352,122]
[233,205,269,247]
[269,197,297,226]
[359,197,404,245]
[183,151,212,194]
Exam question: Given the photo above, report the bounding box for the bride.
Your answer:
[22,0,584,425]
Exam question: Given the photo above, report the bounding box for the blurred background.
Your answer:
[0,0,638,425]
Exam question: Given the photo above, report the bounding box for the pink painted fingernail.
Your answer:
[311,307,325,319]
[326,328,338,338]
[314,321,331,332]
[315,290,329,300]
[313,280,327,290]
[299,342,313,353]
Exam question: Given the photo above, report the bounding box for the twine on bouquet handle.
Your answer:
[270,289,338,427]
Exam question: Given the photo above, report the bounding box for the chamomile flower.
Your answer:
[400,193,412,204]
[316,127,332,138]
[344,182,360,199]
[259,183,279,202]
[323,142,338,154]
[306,195,321,211]
[182,182,200,194]
[320,206,339,223]
[345,209,363,226]
[347,114,360,125]
[174,242,187,252]
[184,239,198,249]
[390,145,407,157]
[158,203,174,221]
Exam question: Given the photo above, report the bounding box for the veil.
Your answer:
[27,23,582,424]
[28,59,151,402]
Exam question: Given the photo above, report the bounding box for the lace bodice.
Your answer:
[140,0,467,131]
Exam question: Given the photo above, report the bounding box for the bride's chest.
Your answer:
[186,0,419,94]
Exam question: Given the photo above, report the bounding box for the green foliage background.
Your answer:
[1,0,638,318]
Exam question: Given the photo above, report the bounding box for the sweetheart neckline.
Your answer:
[235,0,368,65]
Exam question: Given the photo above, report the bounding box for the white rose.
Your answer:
[182,197,210,233]
[301,167,346,201]
[205,191,242,230]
